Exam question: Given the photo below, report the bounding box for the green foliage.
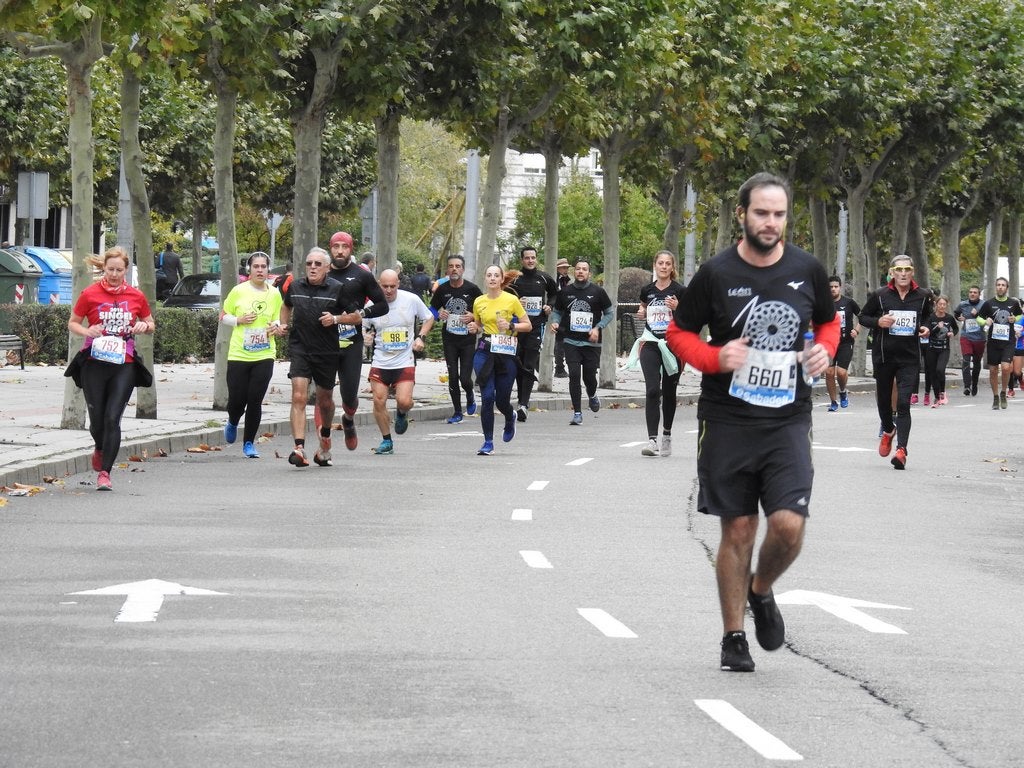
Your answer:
[0,304,71,363]
[151,308,218,362]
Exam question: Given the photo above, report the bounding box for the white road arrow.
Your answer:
[69,579,228,623]
[775,589,910,634]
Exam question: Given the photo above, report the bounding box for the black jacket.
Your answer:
[859,281,934,365]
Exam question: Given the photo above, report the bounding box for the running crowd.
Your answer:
[63,173,1016,675]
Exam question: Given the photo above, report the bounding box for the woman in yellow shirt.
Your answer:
[468,265,532,455]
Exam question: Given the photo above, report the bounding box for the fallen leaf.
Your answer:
[627,402,640,409]
[128,455,144,462]
[984,457,1007,464]
[13,482,43,495]
[0,497,6,507]
[186,446,208,453]
[43,476,58,484]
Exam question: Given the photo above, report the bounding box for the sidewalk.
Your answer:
[0,356,876,488]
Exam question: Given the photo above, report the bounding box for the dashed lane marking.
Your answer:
[519,551,553,569]
[511,508,532,521]
[566,457,593,466]
[577,608,638,638]
[527,481,549,491]
[694,699,803,761]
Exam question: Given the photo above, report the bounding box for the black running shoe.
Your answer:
[720,631,755,672]
[748,581,786,651]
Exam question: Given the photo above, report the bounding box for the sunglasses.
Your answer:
[891,266,913,273]
[306,261,326,267]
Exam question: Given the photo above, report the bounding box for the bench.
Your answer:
[0,334,25,370]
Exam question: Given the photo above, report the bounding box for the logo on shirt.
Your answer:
[787,281,805,291]
[727,287,752,297]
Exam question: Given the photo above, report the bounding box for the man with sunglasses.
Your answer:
[280,247,346,467]
[859,255,934,470]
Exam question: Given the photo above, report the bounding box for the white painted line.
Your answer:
[511,508,532,521]
[520,550,553,569]
[577,608,638,638]
[71,579,228,623]
[811,444,874,453]
[620,441,647,448]
[776,590,910,634]
[694,699,803,761]
[566,457,594,466]
[527,480,549,491]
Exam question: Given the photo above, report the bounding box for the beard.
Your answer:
[742,219,782,254]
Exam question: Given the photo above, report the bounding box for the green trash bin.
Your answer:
[0,248,42,334]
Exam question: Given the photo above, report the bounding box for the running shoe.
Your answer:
[91,448,102,472]
[1010,388,1017,398]
[570,411,583,426]
[972,384,978,396]
[923,394,930,406]
[517,405,528,422]
[588,395,601,413]
[394,410,409,435]
[313,448,332,466]
[224,421,238,444]
[466,398,477,416]
[372,439,394,455]
[839,391,849,408]
[477,440,494,456]
[748,581,785,650]
[342,417,358,450]
[1001,392,1008,409]
[502,415,516,443]
[891,446,907,470]
[661,435,672,457]
[963,387,971,397]
[910,394,918,405]
[827,401,838,412]
[993,396,1001,410]
[446,412,464,424]
[878,429,895,457]
[96,471,112,491]
[641,438,658,457]
[288,447,309,467]
[939,393,948,405]
[243,441,260,459]
[720,631,755,672]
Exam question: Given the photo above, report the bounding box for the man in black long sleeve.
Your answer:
[510,247,558,422]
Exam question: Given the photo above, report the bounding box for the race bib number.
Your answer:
[380,327,410,352]
[243,326,270,353]
[647,304,671,332]
[337,323,357,342]
[887,310,917,337]
[569,310,592,333]
[729,348,797,408]
[838,310,847,330]
[90,335,126,365]
[521,296,543,317]
[491,334,517,355]
[965,318,979,334]
[992,323,1010,341]
[446,314,468,335]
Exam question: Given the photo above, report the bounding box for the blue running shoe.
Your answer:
[827,401,838,412]
[372,439,394,455]
[394,410,409,435]
[840,391,849,408]
[466,398,477,416]
[503,415,516,442]
[243,441,260,459]
[477,440,494,455]
[588,396,601,413]
[446,412,464,424]
[570,412,583,425]
[224,421,238,444]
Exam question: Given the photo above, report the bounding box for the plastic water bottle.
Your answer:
[801,331,818,386]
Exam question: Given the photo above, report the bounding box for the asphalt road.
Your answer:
[1,391,1021,767]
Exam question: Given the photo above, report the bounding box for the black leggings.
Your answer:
[337,340,364,416]
[564,343,599,412]
[443,336,476,413]
[923,347,950,398]
[874,358,919,450]
[81,359,136,472]
[639,342,681,437]
[227,358,275,444]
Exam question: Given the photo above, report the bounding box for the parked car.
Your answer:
[162,273,221,310]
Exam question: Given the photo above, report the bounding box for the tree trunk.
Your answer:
[940,215,964,371]
[809,196,831,270]
[846,185,870,377]
[662,158,689,258]
[984,207,1004,296]
[714,198,732,254]
[475,113,511,279]
[60,19,104,430]
[890,198,910,257]
[210,81,240,410]
[374,108,401,272]
[121,63,157,419]
[537,140,561,393]
[907,204,929,291]
[1007,213,1021,295]
[598,142,623,389]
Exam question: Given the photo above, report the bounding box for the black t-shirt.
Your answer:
[510,268,558,334]
[833,296,861,345]
[283,276,345,356]
[925,313,958,350]
[554,281,613,344]
[673,243,834,423]
[328,261,388,319]
[639,280,685,338]
[430,279,482,342]
[978,296,1023,345]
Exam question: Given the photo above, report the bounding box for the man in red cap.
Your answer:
[327,231,388,450]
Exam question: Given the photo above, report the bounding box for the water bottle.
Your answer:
[801,331,818,386]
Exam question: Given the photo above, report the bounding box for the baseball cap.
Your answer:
[330,231,354,247]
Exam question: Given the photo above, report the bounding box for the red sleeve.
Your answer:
[665,321,722,374]
[813,314,841,359]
